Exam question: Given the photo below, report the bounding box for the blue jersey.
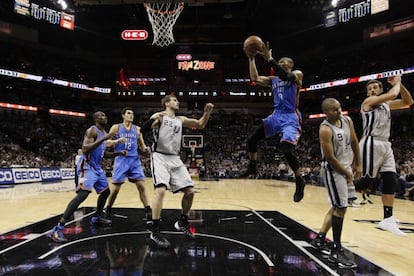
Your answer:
[114,123,139,157]
[85,126,106,171]
[271,77,300,113]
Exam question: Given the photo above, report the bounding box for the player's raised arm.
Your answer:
[182,103,214,129]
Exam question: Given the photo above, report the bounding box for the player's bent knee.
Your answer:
[154,185,167,194]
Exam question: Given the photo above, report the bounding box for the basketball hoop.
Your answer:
[144,2,184,47]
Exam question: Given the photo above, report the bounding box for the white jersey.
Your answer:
[361,102,391,140]
[152,115,182,155]
[320,116,353,168]
[320,116,354,208]
[360,102,395,176]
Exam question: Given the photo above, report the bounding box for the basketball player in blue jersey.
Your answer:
[311,98,361,268]
[49,111,127,243]
[105,107,152,222]
[141,95,214,248]
[356,75,413,236]
[241,41,306,202]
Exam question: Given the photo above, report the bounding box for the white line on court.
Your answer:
[163,231,275,267]
[0,211,95,255]
[38,231,149,259]
[251,209,340,276]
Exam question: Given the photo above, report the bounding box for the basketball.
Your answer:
[243,35,264,57]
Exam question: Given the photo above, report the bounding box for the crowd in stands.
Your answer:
[1,32,414,199]
[1,106,413,199]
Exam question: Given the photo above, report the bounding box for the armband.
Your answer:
[268,59,296,82]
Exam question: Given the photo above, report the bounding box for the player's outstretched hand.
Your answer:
[387,75,401,86]
[204,103,214,113]
[258,41,273,61]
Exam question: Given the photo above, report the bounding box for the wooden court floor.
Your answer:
[1,178,413,275]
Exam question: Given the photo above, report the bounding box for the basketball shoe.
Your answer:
[360,193,373,205]
[328,243,357,269]
[90,216,112,226]
[310,237,331,255]
[293,176,306,202]
[174,220,195,238]
[103,207,112,218]
[150,229,171,248]
[49,225,68,243]
[378,216,406,236]
[348,199,360,208]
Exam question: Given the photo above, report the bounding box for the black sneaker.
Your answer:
[104,207,112,217]
[239,161,258,177]
[145,209,152,221]
[294,176,306,202]
[145,220,154,230]
[174,220,195,238]
[310,238,331,255]
[150,230,171,248]
[90,216,112,226]
[48,225,68,243]
[328,248,357,269]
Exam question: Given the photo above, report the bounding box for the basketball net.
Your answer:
[190,144,196,158]
[144,2,184,47]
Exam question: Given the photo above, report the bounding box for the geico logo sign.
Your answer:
[0,171,13,181]
[14,170,40,180]
[61,170,75,177]
[41,170,61,179]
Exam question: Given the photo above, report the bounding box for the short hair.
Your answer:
[321,98,339,113]
[161,95,177,108]
[366,79,383,89]
[92,111,104,121]
[279,57,294,67]
[121,107,133,115]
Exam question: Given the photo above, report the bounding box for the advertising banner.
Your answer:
[0,168,14,185]
[60,168,75,180]
[40,167,62,182]
[11,168,42,184]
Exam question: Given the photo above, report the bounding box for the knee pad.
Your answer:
[380,172,397,195]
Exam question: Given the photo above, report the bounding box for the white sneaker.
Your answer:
[378,216,407,236]
[348,200,360,208]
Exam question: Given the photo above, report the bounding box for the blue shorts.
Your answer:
[263,110,302,145]
[112,155,145,183]
[77,161,109,194]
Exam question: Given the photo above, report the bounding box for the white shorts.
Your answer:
[360,136,396,177]
[150,152,194,193]
[321,161,350,209]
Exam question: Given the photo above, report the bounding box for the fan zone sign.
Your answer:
[178,60,215,71]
